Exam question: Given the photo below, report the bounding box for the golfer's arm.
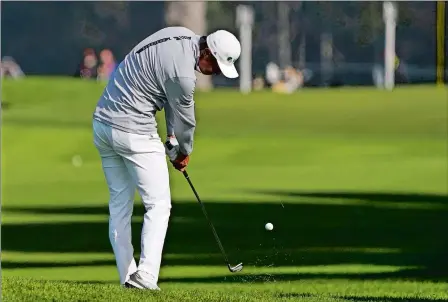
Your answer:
[164,77,196,155]
[164,101,175,137]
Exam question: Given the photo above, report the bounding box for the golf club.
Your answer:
[182,170,243,273]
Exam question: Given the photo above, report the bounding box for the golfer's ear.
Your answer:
[204,48,212,57]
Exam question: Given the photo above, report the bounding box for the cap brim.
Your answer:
[216,60,239,79]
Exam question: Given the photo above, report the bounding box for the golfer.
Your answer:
[92,26,241,290]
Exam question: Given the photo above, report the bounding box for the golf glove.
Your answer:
[165,136,190,171]
[165,136,180,162]
[172,153,190,171]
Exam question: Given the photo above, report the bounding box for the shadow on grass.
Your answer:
[336,296,447,302]
[256,191,448,205]
[2,191,448,282]
[278,293,445,302]
[156,267,448,283]
[1,260,115,269]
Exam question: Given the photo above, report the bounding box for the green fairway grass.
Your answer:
[2,77,447,301]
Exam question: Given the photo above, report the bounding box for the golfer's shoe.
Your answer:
[124,272,160,291]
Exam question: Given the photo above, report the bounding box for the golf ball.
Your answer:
[265,223,273,231]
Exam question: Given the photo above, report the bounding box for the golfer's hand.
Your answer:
[165,136,179,162]
[165,136,190,171]
[172,153,190,172]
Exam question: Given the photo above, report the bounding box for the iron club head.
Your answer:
[228,263,243,273]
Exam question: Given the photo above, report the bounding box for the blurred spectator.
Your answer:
[266,63,309,94]
[1,56,25,79]
[284,66,304,92]
[74,48,98,79]
[252,76,266,91]
[97,49,117,81]
[266,62,281,86]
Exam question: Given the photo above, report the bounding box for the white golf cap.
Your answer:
[206,30,241,78]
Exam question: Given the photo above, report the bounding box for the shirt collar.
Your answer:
[191,35,202,73]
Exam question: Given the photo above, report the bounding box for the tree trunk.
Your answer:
[165,1,212,91]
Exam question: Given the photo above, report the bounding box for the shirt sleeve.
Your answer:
[164,101,175,137]
[164,76,197,155]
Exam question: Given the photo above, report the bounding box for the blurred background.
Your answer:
[1,1,447,89]
[1,2,448,301]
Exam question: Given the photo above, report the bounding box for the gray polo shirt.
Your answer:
[93,26,199,155]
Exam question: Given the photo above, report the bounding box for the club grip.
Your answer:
[165,141,174,150]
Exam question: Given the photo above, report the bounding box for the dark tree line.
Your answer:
[1,1,445,84]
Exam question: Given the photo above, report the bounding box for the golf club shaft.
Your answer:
[182,170,231,265]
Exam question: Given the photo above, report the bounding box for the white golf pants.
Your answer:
[92,119,171,285]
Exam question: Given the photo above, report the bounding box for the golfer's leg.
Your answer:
[93,120,138,284]
[102,155,138,284]
[122,143,171,284]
